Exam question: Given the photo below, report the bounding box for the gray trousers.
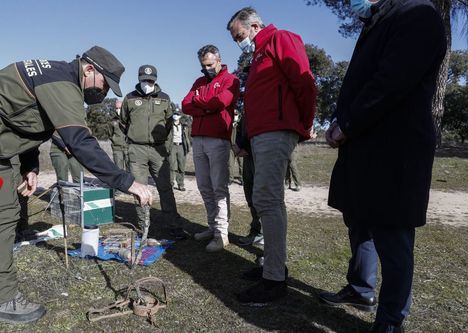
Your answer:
[192,137,230,236]
[251,131,298,281]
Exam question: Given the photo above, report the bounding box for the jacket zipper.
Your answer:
[278,84,283,120]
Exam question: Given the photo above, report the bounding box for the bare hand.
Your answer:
[237,149,249,157]
[127,181,153,206]
[325,122,339,148]
[17,172,37,197]
[331,126,346,145]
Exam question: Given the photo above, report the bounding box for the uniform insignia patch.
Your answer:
[0,176,3,189]
[155,100,161,105]
[144,68,152,74]
[214,82,221,89]
[135,100,142,106]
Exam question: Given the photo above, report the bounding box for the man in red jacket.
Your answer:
[182,45,240,252]
[227,7,317,304]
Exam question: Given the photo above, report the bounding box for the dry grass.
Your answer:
[2,140,464,332]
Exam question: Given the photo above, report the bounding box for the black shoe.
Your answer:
[368,322,404,333]
[236,278,287,306]
[178,186,186,192]
[241,266,288,281]
[169,228,188,240]
[319,285,377,312]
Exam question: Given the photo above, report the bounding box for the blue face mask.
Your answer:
[350,0,373,18]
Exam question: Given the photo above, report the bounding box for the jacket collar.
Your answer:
[135,82,162,97]
[253,24,277,51]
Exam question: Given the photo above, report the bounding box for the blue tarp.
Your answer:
[68,239,174,266]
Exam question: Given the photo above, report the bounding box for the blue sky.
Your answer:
[1,0,466,104]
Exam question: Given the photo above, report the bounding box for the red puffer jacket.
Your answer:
[182,65,240,140]
[244,24,317,141]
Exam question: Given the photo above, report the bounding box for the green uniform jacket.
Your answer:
[0,58,134,191]
[120,84,173,148]
[107,116,127,150]
[169,123,191,155]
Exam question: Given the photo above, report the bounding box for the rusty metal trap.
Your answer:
[87,277,167,326]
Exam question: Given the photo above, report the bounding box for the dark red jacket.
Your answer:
[244,24,317,141]
[182,65,240,140]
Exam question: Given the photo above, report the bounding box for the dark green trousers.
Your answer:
[170,144,186,187]
[0,159,20,302]
[50,150,83,183]
[229,149,243,182]
[128,144,182,230]
[112,147,129,172]
[286,149,301,187]
[10,156,28,234]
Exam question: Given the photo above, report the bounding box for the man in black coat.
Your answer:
[319,0,446,332]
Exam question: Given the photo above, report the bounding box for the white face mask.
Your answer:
[140,81,155,95]
[237,28,256,53]
[351,0,374,18]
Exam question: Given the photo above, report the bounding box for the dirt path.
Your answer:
[37,171,468,227]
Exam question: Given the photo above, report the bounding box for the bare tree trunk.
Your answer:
[432,0,452,147]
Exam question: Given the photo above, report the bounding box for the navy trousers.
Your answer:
[345,216,415,326]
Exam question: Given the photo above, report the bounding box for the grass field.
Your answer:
[1,141,466,333]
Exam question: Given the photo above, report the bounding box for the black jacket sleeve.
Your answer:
[18,148,40,175]
[338,4,446,138]
[57,126,134,192]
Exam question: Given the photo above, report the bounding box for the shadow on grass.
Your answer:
[435,144,468,159]
[29,193,369,332]
[118,200,369,332]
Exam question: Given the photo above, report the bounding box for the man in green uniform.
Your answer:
[121,65,186,240]
[229,111,243,185]
[108,99,128,171]
[170,110,191,191]
[0,46,152,324]
[285,148,301,191]
[49,132,84,183]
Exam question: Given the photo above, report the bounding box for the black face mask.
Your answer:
[83,72,107,105]
[84,87,106,105]
[201,68,217,79]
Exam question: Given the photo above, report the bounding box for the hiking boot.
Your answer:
[194,229,214,241]
[206,234,229,252]
[319,285,377,312]
[169,227,188,240]
[237,278,288,306]
[0,292,46,324]
[241,266,288,281]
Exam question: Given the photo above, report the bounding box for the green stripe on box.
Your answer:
[84,207,114,226]
[83,188,113,202]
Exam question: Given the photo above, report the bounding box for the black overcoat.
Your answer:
[328,0,447,228]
